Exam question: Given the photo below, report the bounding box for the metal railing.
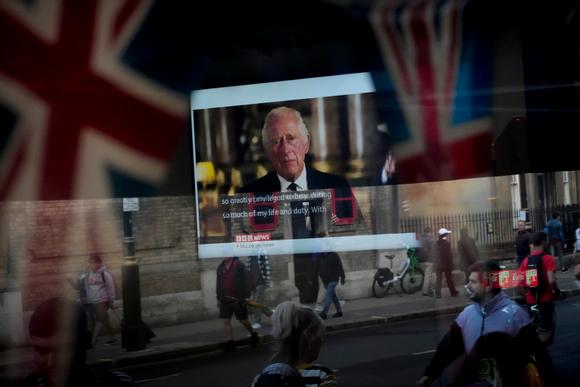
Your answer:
[400,205,580,261]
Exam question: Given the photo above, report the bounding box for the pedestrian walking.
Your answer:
[519,231,560,345]
[252,302,336,387]
[514,220,531,266]
[315,237,345,320]
[545,211,567,272]
[418,227,435,296]
[247,250,272,329]
[85,254,117,347]
[457,228,479,283]
[434,228,458,298]
[416,260,555,386]
[66,265,91,330]
[216,255,259,352]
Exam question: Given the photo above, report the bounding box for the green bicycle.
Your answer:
[372,247,424,297]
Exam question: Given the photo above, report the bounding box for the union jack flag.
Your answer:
[371,0,493,184]
[0,0,187,202]
[0,0,196,281]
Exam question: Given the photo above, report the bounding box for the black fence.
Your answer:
[401,205,580,261]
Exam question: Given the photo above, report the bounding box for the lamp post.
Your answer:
[121,197,147,351]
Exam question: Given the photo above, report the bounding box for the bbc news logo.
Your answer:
[235,233,272,243]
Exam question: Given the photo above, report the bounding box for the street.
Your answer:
[124,296,580,386]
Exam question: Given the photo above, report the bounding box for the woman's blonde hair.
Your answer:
[270,301,325,366]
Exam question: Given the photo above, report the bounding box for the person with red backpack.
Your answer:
[216,256,259,352]
[519,231,560,345]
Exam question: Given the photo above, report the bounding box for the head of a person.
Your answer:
[465,260,501,304]
[517,221,526,231]
[460,228,469,239]
[28,297,90,385]
[88,253,102,272]
[552,211,560,220]
[438,228,451,240]
[531,231,548,251]
[261,107,310,182]
[271,302,325,367]
[422,227,433,238]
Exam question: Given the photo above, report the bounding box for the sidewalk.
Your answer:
[2,268,579,380]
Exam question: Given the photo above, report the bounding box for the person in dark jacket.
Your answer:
[514,220,531,266]
[316,237,346,320]
[457,228,479,283]
[435,228,458,298]
[216,256,258,351]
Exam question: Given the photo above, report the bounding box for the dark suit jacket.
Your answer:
[238,168,354,238]
[238,167,350,194]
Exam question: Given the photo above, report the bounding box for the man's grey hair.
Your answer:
[261,106,309,147]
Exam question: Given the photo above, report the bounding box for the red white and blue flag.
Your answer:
[371,0,493,183]
[0,0,187,202]
[0,0,199,273]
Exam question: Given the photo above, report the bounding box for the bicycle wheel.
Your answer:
[372,279,390,298]
[401,268,424,294]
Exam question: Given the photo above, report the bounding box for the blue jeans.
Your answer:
[322,281,341,314]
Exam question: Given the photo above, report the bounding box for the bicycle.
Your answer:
[372,247,424,298]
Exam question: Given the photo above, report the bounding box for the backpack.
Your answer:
[525,253,546,299]
[101,270,119,300]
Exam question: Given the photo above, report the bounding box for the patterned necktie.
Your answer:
[287,182,308,237]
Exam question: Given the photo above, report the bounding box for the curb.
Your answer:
[91,289,580,371]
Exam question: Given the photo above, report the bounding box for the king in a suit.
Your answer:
[238,106,354,303]
[238,106,351,194]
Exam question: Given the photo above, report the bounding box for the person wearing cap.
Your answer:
[435,228,458,298]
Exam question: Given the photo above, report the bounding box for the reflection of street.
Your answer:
[124,297,580,387]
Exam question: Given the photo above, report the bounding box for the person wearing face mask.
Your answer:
[416,260,555,387]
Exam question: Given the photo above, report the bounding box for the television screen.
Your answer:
[190,73,416,258]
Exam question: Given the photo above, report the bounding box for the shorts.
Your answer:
[219,300,248,320]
